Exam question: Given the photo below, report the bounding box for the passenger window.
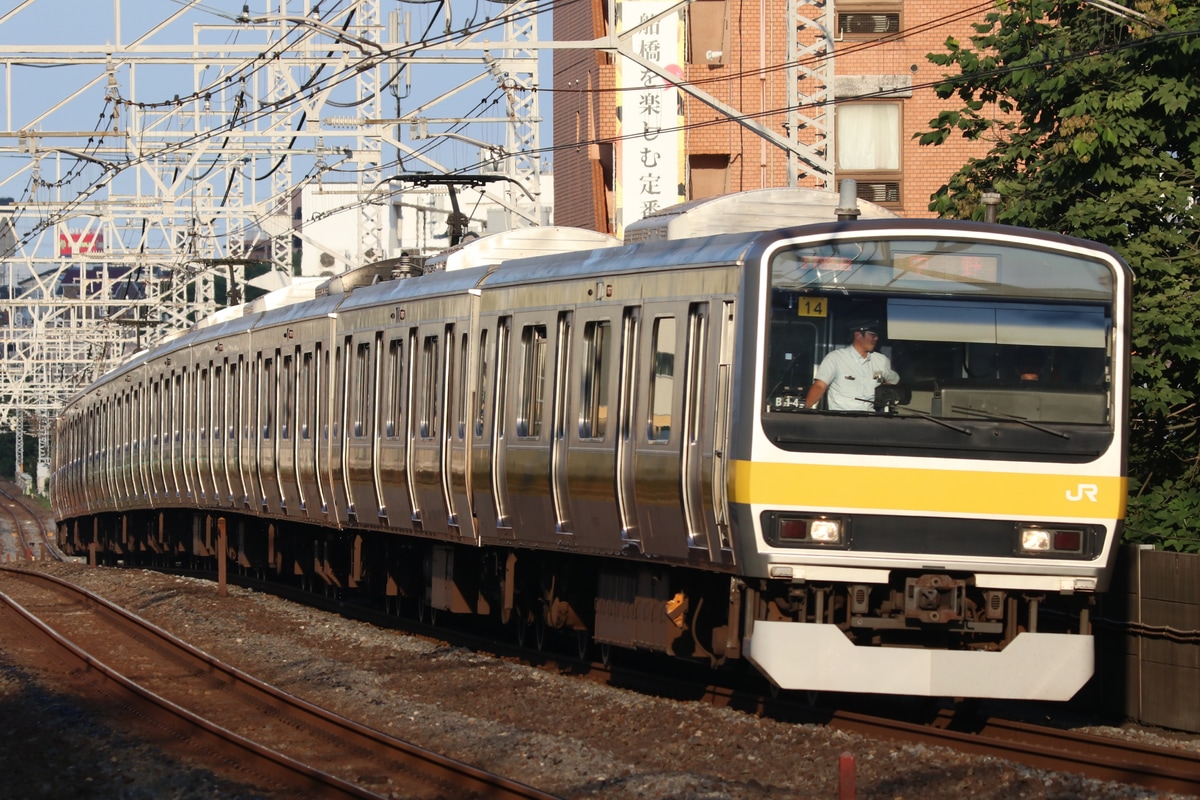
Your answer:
[354,342,371,438]
[299,352,311,439]
[456,332,469,441]
[419,335,440,439]
[261,357,275,440]
[580,320,611,440]
[385,339,403,438]
[213,366,224,440]
[517,324,548,438]
[475,330,489,437]
[281,355,293,440]
[648,317,675,442]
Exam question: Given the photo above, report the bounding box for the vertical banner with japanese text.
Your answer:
[615,0,686,237]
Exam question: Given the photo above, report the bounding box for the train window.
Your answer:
[150,381,159,446]
[580,320,612,440]
[385,338,403,438]
[353,342,370,438]
[419,334,440,439]
[173,373,183,444]
[262,355,275,440]
[299,351,312,439]
[648,316,676,442]
[474,330,489,438]
[517,324,548,439]
[230,359,240,441]
[281,353,294,440]
[685,305,708,444]
[334,340,347,440]
[199,367,209,442]
[456,332,469,441]
[213,366,223,440]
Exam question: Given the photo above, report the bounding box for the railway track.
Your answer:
[0,481,57,563]
[221,566,1200,796]
[0,566,561,800]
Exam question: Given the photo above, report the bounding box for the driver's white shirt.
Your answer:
[813,346,899,411]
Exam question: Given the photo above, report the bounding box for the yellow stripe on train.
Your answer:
[729,460,1127,520]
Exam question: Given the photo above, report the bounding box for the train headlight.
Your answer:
[1017,524,1091,556]
[810,519,843,543]
[763,512,847,548]
[1020,527,1052,552]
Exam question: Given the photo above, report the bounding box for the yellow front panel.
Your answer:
[730,460,1126,520]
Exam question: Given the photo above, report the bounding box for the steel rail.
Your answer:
[0,567,562,800]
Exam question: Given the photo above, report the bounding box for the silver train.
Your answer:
[52,189,1132,700]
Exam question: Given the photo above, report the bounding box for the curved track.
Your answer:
[0,482,58,563]
[0,566,560,800]
[208,565,1200,796]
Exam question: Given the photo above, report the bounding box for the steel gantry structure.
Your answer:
[0,0,546,491]
[0,0,833,492]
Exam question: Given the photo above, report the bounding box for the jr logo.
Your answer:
[1066,483,1099,502]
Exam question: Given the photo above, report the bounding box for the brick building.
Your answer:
[551,0,992,232]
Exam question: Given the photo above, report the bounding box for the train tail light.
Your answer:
[767,513,846,547]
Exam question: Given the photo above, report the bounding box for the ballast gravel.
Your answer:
[0,561,1195,800]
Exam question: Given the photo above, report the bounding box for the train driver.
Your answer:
[804,322,900,411]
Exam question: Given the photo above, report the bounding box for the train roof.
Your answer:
[423,226,622,271]
[622,187,899,243]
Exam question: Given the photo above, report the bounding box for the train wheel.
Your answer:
[515,612,528,647]
[599,642,612,668]
[534,616,547,652]
[575,629,590,660]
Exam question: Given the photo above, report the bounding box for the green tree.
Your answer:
[919,0,1200,549]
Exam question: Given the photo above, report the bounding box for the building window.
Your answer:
[837,102,900,171]
[837,11,900,37]
[688,0,729,65]
[688,154,730,200]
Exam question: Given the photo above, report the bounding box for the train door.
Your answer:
[213,361,231,507]
[378,333,416,527]
[345,332,385,523]
[131,383,144,504]
[471,321,505,537]
[160,373,173,503]
[148,378,161,503]
[502,312,568,543]
[631,303,690,560]
[259,349,284,513]
[232,355,250,508]
[566,309,623,551]
[113,394,126,506]
[317,343,337,521]
[170,370,186,504]
[98,397,111,509]
[702,301,736,560]
[550,312,573,536]
[195,364,211,504]
[615,307,640,545]
[329,337,350,523]
[278,347,301,515]
[295,347,318,516]
[679,302,728,560]
[410,323,453,533]
[245,354,265,512]
[447,328,475,541]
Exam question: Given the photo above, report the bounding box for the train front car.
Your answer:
[736,220,1130,700]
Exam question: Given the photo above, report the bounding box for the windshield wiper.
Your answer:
[891,406,973,435]
[950,405,1070,440]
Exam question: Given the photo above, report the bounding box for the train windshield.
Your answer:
[762,235,1118,461]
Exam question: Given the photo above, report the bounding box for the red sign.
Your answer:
[59,231,103,257]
